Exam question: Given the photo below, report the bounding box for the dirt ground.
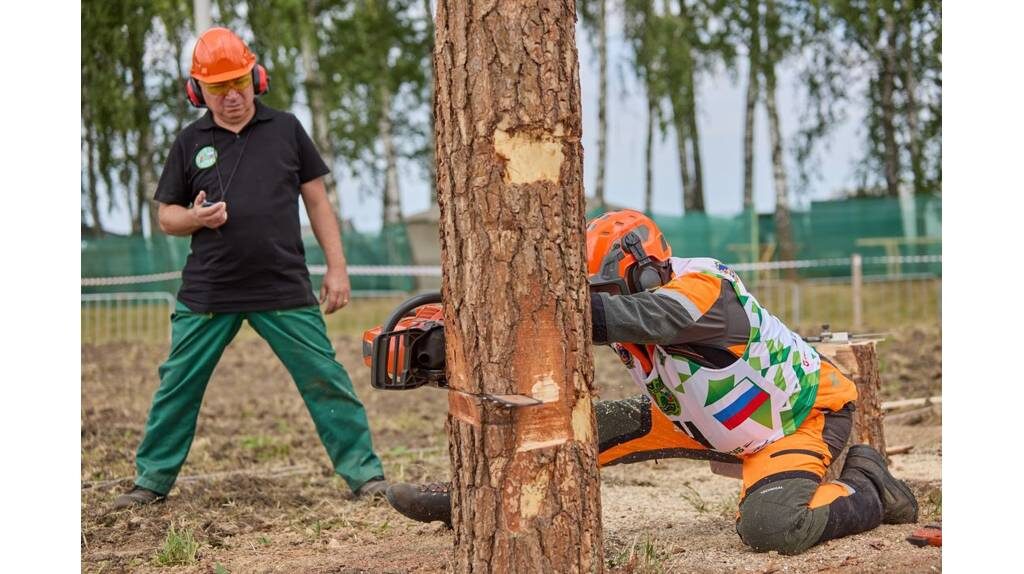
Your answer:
[81,325,941,573]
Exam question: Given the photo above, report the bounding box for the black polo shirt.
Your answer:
[154,101,329,313]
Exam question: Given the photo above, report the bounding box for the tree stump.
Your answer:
[815,339,888,482]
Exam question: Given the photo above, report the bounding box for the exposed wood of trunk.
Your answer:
[817,340,889,482]
[742,0,760,210]
[300,0,343,218]
[763,61,796,268]
[670,94,692,207]
[880,13,901,197]
[594,0,608,210]
[644,88,656,214]
[379,82,402,226]
[434,1,604,571]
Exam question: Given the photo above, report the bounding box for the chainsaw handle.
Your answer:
[382,291,443,333]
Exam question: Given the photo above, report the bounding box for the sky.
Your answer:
[92,11,867,235]
[336,15,867,232]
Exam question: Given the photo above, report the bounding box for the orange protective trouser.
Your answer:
[596,361,859,508]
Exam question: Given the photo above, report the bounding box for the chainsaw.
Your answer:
[362,292,550,408]
[362,291,447,390]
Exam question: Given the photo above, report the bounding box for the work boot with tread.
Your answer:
[354,477,389,500]
[842,444,919,524]
[386,482,452,528]
[112,486,165,510]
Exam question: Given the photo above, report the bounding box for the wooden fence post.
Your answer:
[851,253,863,331]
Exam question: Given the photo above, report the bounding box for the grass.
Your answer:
[239,435,291,462]
[608,533,668,573]
[679,482,708,513]
[154,524,200,567]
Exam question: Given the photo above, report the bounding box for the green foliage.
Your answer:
[794,0,941,195]
[154,524,200,566]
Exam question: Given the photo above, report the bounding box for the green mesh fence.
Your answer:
[588,195,941,278]
[81,223,416,294]
[82,196,940,294]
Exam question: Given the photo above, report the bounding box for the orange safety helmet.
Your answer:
[586,210,673,296]
[190,27,256,83]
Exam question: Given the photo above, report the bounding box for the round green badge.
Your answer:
[195,146,218,169]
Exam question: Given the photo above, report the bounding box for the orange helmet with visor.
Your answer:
[586,210,672,296]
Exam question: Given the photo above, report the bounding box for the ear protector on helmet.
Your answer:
[622,231,671,292]
[185,64,270,108]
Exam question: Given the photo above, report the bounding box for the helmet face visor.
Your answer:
[588,278,629,297]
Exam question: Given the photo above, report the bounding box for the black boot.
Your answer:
[385,482,452,528]
[112,486,165,510]
[841,445,918,524]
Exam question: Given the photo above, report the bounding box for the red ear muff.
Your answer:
[186,77,205,108]
[251,64,269,96]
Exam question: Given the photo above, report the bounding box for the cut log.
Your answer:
[815,339,888,481]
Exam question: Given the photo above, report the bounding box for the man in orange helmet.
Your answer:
[113,28,387,508]
[385,209,917,554]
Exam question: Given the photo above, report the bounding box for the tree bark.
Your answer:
[594,0,608,211]
[742,0,760,211]
[817,340,890,482]
[880,12,901,197]
[300,0,343,219]
[434,1,604,571]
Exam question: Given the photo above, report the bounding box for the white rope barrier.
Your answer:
[82,255,941,287]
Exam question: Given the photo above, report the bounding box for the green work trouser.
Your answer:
[133,302,384,495]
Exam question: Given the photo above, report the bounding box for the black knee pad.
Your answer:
[737,477,830,556]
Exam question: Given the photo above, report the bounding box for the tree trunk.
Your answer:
[594,0,608,211]
[644,88,656,214]
[901,15,924,195]
[82,85,104,237]
[677,1,704,212]
[424,0,438,203]
[434,1,604,571]
[764,58,796,268]
[379,82,402,226]
[670,95,692,209]
[129,47,156,236]
[300,0,343,219]
[742,0,760,210]
[880,13,901,197]
[119,128,142,236]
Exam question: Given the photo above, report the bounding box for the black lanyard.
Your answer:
[210,126,252,203]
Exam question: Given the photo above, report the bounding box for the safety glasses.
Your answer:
[202,74,253,96]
